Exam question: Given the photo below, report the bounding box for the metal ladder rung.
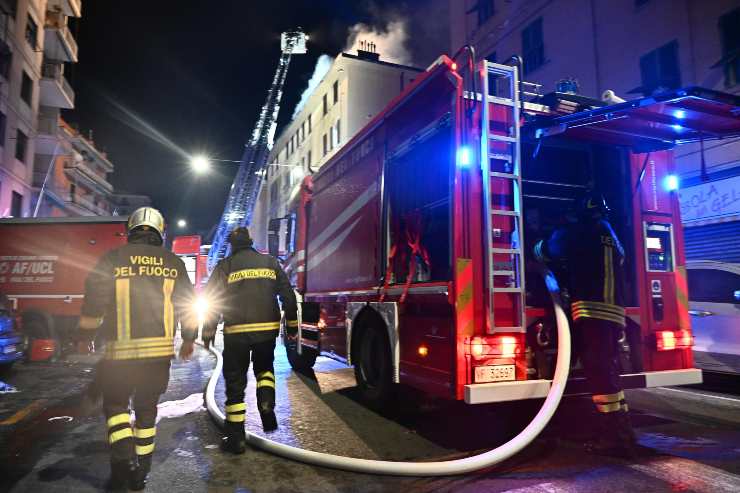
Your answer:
[489,172,519,180]
[486,95,515,106]
[489,135,517,143]
[491,210,519,216]
[492,270,515,276]
[490,248,521,254]
[492,326,524,331]
[489,153,513,162]
[492,287,524,293]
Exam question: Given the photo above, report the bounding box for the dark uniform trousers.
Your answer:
[101,359,170,473]
[575,317,628,414]
[222,337,277,428]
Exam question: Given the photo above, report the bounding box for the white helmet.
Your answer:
[127,207,166,240]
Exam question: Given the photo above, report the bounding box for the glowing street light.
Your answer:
[177,219,187,228]
[190,155,211,174]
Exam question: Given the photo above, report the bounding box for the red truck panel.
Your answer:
[0,219,127,316]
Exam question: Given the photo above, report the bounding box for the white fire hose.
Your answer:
[204,269,571,476]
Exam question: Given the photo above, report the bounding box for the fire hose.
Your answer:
[204,268,571,476]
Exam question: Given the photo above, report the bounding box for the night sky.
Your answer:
[63,1,449,237]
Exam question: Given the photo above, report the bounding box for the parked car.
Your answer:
[686,260,740,375]
[0,293,23,369]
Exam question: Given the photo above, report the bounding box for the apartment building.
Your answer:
[0,0,81,217]
[450,0,740,261]
[251,49,422,249]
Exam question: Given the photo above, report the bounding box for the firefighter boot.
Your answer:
[586,411,636,459]
[257,387,278,433]
[220,421,246,454]
[128,455,151,491]
[105,459,136,492]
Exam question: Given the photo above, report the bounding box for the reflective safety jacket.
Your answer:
[534,218,626,326]
[81,242,197,360]
[204,246,297,343]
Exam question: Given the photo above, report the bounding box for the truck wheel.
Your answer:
[284,337,318,372]
[354,322,394,409]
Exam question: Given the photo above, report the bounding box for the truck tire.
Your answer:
[285,337,318,372]
[354,318,394,409]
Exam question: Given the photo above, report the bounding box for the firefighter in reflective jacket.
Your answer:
[534,192,636,457]
[202,227,297,454]
[79,207,197,491]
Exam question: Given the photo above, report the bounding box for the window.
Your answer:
[269,180,278,208]
[308,114,312,133]
[20,71,32,105]
[0,110,5,146]
[0,40,11,80]
[640,40,681,95]
[386,127,452,283]
[0,0,17,18]
[25,14,37,50]
[15,129,27,162]
[10,191,22,217]
[322,133,327,156]
[477,0,495,26]
[307,150,312,169]
[522,17,545,75]
[329,126,334,151]
[70,183,76,198]
[718,8,740,87]
[688,268,739,304]
[301,121,305,141]
[323,94,328,116]
[335,119,341,146]
[333,80,339,104]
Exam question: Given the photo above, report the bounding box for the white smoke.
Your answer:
[344,19,411,66]
[292,54,334,119]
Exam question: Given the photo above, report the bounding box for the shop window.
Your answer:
[522,17,545,75]
[639,40,681,95]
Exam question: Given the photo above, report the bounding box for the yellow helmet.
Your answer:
[127,207,166,239]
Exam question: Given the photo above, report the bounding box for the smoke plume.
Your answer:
[292,54,333,119]
[344,19,412,66]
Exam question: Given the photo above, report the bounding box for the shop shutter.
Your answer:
[684,221,740,263]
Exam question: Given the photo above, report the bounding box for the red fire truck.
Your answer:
[0,217,128,360]
[273,56,739,405]
[172,235,209,289]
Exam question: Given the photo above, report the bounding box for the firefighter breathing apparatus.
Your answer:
[204,268,572,476]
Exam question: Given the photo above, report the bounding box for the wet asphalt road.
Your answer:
[1,341,739,493]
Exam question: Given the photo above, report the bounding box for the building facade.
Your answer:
[251,49,422,250]
[450,0,740,261]
[33,118,115,217]
[0,0,81,217]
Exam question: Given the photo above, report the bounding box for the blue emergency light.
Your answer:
[457,146,472,168]
[664,174,680,191]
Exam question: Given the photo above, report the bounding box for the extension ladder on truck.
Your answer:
[480,61,526,334]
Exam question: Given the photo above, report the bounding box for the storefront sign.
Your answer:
[679,175,740,224]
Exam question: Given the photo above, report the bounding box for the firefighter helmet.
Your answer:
[228,227,252,247]
[127,207,166,239]
[578,191,610,218]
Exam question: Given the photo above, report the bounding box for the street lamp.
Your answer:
[190,155,211,174]
[177,219,187,228]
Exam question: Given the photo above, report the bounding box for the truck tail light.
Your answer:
[468,335,521,360]
[655,330,693,351]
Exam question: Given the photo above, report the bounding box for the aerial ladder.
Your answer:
[207,29,307,272]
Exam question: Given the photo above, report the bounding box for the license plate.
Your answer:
[474,364,515,383]
[3,345,16,354]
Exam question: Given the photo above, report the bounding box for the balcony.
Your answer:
[40,62,75,109]
[44,11,78,62]
[47,0,82,18]
[64,161,114,195]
